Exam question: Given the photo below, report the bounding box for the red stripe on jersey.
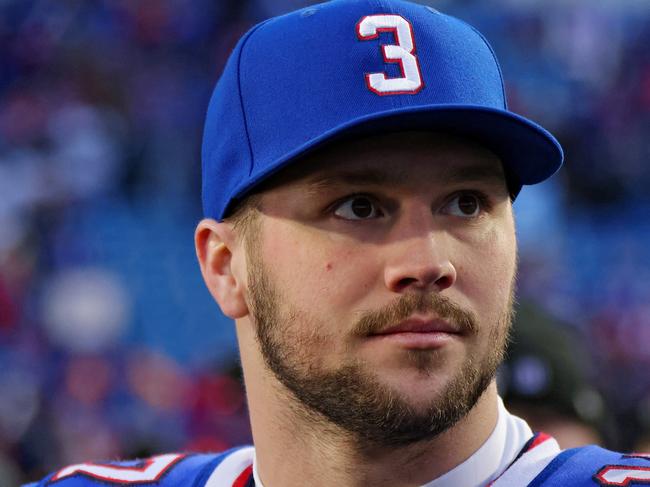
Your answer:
[232,464,253,487]
[526,432,552,452]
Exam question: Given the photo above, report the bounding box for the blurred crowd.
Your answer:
[0,0,648,484]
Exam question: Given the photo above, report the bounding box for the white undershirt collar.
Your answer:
[421,397,533,487]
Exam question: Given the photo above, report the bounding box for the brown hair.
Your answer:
[224,193,262,246]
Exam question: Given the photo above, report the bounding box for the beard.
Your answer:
[246,244,513,448]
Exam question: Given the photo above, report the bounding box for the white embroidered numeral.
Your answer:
[50,453,185,484]
[356,14,424,95]
[595,465,650,486]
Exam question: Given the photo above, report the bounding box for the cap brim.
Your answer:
[224,105,563,217]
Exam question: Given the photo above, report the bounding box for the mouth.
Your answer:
[368,317,463,350]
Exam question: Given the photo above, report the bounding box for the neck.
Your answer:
[240,331,500,487]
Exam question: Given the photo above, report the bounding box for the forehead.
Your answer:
[262,131,506,191]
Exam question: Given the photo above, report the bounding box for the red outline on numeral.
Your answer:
[356,14,424,96]
[49,453,187,485]
[594,465,650,486]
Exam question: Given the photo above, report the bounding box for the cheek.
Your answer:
[260,224,379,310]
[454,224,517,313]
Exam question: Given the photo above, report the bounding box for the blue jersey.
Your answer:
[528,449,650,486]
[25,439,650,486]
[489,434,650,486]
[24,446,256,487]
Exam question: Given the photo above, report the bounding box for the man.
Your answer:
[29,0,649,486]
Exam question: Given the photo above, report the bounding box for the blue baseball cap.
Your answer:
[202,0,564,220]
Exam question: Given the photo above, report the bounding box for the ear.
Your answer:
[195,218,249,319]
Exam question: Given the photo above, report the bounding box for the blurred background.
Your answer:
[0,0,649,484]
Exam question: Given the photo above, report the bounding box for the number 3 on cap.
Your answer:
[356,14,424,95]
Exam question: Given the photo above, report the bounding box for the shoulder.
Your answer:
[24,446,255,487]
[530,447,650,487]
[493,433,650,487]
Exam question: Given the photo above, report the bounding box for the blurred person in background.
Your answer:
[24,0,650,486]
[501,300,604,450]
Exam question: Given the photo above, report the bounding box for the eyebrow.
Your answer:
[305,164,507,191]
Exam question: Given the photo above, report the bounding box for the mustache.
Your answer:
[353,293,479,337]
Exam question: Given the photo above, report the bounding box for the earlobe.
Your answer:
[194,219,249,319]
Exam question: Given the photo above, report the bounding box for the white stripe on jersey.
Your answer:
[492,437,562,487]
[204,446,255,487]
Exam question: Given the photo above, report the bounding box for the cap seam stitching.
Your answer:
[235,21,271,178]
[463,21,508,110]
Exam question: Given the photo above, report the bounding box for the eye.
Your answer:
[333,195,384,220]
[442,193,485,218]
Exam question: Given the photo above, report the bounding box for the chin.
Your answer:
[380,372,455,406]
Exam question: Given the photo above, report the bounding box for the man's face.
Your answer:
[242,131,516,447]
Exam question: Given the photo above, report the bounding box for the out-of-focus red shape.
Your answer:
[194,374,245,417]
[0,278,17,332]
[184,435,230,454]
[64,355,114,407]
[126,349,193,412]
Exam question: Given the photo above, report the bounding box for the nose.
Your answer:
[383,231,457,294]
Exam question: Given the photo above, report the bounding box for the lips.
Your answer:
[372,317,461,336]
[367,317,463,350]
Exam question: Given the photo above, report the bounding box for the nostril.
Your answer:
[388,266,456,293]
[384,253,457,293]
[435,274,454,291]
[395,277,419,292]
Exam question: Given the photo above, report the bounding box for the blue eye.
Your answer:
[334,196,383,220]
[443,193,483,217]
